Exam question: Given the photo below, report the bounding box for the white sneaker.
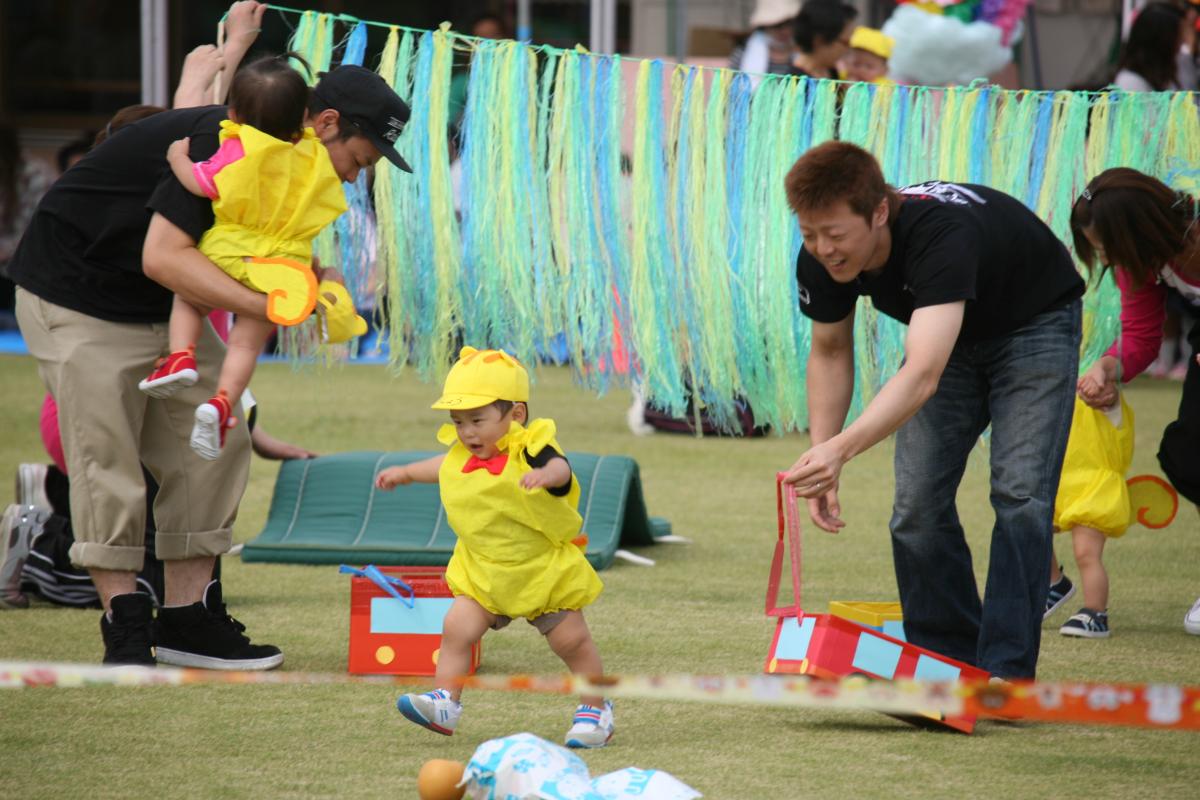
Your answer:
[397,689,461,735]
[0,504,30,609]
[1185,598,1200,636]
[15,463,49,509]
[564,700,614,748]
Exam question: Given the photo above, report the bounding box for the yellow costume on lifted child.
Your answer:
[198,120,348,325]
[433,348,603,619]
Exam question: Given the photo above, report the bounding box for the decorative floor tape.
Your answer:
[2,661,1197,730]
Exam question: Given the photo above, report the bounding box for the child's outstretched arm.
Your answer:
[521,456,572,491]
[167,138,207,197]
[376,454,444,490]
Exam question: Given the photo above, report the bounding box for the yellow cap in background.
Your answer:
[850,27,894,60]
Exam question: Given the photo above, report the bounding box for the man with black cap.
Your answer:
[6,2,413,668]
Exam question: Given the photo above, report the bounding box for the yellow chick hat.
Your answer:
[850,27,894,60]
[431,346,530,410]
[315,280,368,344]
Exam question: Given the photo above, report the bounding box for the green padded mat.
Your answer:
[241,451,671,570]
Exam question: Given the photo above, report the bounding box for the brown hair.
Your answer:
[1069,167,1195,288]
[784,140,897,223]
[227,54,310,142]
[94,104,166,147]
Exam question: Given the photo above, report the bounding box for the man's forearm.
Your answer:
[807,348,855,445]
[838,361,940,461]
[143,213,268,320]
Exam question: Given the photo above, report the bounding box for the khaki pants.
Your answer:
[16,288,250,571]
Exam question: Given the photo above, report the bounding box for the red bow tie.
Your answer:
[462,453,508,475]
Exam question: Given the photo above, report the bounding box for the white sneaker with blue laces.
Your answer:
[564,700,614,748]
[397,688,462,736]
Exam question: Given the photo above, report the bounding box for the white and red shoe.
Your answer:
[190,390,236,460]
[139,347,198,398]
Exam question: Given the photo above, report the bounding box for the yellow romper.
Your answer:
[437,418,603,619]
[1053,395,1135,537]
[197,120,348,325]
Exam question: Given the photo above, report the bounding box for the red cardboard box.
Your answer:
[764,478,988,733]
[343,565,481,676]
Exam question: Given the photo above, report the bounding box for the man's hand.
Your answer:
[376,466,412,490]
[225,1,267,42]
[806,487,845,533]
[783,438,847,498]
[311,256,346,286]
[167,137,191,162]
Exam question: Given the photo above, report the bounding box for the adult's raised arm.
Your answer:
[173,1,266,109]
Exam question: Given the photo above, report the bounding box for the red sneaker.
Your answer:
[190,390,237,460]
[139,347,198,398]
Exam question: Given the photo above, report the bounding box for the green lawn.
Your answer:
[1,354,1197,799]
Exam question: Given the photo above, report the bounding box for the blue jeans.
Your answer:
[890,300,1081,679]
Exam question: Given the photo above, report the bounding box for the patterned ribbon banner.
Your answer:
[4,661,1198,730]
[260,6,1200,433]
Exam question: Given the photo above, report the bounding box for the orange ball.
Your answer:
[417,759,466,800]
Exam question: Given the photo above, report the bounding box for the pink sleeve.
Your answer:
[191,136,246,200]
[40,393,67,475]
[1103,267,1166,382]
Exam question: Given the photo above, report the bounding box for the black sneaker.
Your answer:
[100,592,156,665]
[1044,572,1076,620]
[154,580,283,670]
[1060,607,1110,639]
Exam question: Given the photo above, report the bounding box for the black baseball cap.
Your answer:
[312,65,412,173]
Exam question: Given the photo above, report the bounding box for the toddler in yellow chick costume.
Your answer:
[138,54,364,460]
[378,347,613,749]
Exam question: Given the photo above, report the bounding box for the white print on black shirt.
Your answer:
[798,283,811,305]
[899,181,987,207]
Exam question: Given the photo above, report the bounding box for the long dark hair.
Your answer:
[1117,2,1184,90]
[1070,167,1195,288]
[227,53,311,142]
[793,0,856,53]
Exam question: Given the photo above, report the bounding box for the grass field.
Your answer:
[1,353,1197,799]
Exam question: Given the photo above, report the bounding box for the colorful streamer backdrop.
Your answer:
[275,8,1200,432]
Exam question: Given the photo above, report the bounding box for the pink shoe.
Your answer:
[139,347,198,398]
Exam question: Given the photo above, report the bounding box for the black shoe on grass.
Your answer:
[154,580,283,670]
[101,592,156,665]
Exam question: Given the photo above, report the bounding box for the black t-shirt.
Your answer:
[6,106,227,324]
[795,181,1084,341]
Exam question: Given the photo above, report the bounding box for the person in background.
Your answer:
[790,0,857,80]
[0,121,57,330]
[729,0,800,79]
[840,27,893,85]
[1114,1,1186,90]
[1112,2,1195,380]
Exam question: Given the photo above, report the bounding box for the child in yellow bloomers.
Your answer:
[138,55,364,460]
[1044,384,1136,639]
[378,347,613,748]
